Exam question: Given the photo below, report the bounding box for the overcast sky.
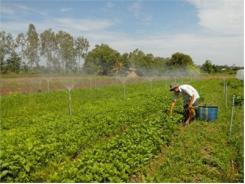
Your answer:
[0,0,244,66]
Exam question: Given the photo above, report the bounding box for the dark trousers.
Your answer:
[183,100,198,121]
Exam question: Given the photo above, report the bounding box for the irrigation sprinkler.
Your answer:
[223,79,228,108]
[29,79,34,92]
[146,77,154,92]
[116,76,127,99]
[160,76,168,89]
[94,77,97,89]
[65,83,74,116]
[37,79,41,92]
[229,95,236,140]
[121,78,127,99]
[223,79,226,95]
[89,78,92,89]
[32,78,41,92]
[144,76,156,92]
[123,83,126,98]
[46,78,51,92]
[225,81,228,108]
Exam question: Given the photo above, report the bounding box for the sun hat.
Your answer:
[169,83,179,91]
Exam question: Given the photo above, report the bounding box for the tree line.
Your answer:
[1,24,89,74]
[200,60,242,74]
[0,23,242,75]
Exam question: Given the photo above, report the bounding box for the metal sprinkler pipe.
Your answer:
[65,83,74,116]
[223,79,226,95]
[94,77,97,89]
[229,95,235,140]
[67,88,72,116]
[123,83,126,99]
[150,79,153,92]
[89,78,92,89]
[116,76,127,99]
[47,79,50,92]
[225,81,228,108]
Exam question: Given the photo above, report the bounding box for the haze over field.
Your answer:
[0,0,244,66]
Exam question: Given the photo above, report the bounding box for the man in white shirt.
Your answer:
[169,84,200,125]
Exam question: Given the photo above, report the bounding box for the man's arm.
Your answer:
[188,95,194,108]
[169,100,176,116]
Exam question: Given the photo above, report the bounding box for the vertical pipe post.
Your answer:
[150,80,152,92]
[123,83,126,99]
[68,89,72,116]
[89,78,92,89]
[225,82,228,108]
[223,79,226,95]
[229,95,235,140]
[47,79,50,93]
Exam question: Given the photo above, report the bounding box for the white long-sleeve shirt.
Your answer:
[173,84,200,105]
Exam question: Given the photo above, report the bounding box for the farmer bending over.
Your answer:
[169,84,200,125]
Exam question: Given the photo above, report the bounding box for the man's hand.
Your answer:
[188,95,194,110]
[169,101,176,116]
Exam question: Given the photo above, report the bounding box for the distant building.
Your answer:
[236,69,244,80]
[127,68,138,78]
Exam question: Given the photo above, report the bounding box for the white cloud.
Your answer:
[186,0,244,35]
[0,18,114,35]
[0,3,46,16]
[128,1,152,24]
[54,18,114,32]
[80,30,242,66]
[1,17,243,66]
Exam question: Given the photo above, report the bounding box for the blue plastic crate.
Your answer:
[197,106,218,121]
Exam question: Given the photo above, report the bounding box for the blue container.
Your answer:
[197,106,218,121]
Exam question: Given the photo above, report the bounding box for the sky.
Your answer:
[0,0,244,66]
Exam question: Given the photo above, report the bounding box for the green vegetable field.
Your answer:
[0,78,243,182]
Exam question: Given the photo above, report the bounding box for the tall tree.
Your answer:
[6,52,21,73]
[15,33,26,63]
[75,37,89,71]
[56,31,76,72]
[40,29,60,71]
[26,24,39,68]
[0,31,14,73]
[128,49,157,75]
[128,49,146,68]
[167,52,193,68]
[201,60,215,73]
[84,44,122,75]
